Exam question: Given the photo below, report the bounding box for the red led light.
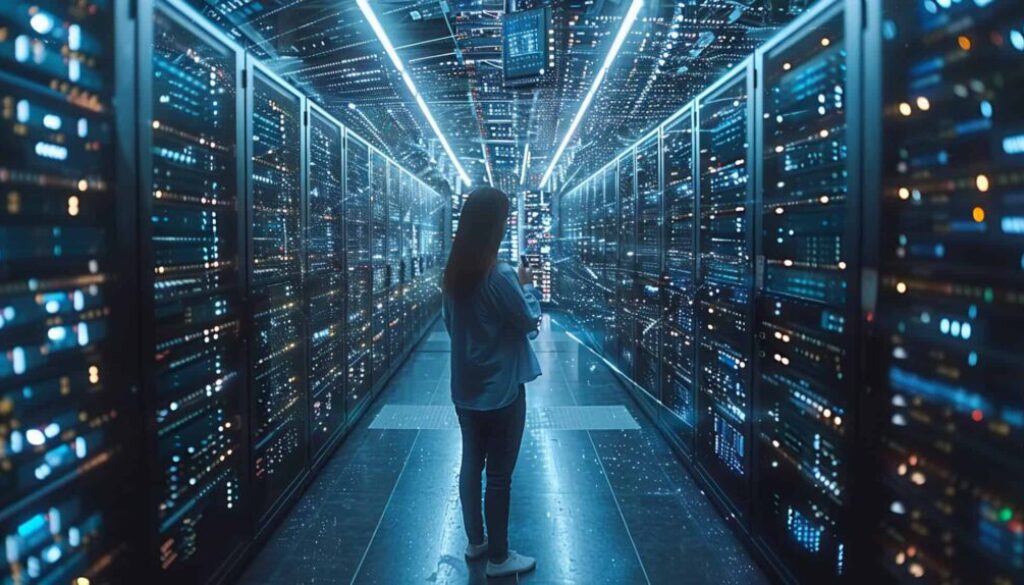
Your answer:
[971,409,984,422]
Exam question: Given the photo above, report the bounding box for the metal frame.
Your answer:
[112,0,147,577]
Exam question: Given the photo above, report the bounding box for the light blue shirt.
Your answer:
[443,262,543,411]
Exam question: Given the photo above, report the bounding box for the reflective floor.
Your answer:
[239,317,767,585]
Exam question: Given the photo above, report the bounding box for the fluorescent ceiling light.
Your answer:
[519,142,531,186]
[357,0,472,187]
[540,0,643,189]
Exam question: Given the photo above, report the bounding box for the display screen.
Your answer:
[661,110,697,448]
[148,8,247,577]
[878,1,1024,583]
[757,9,851,579]
[345,136,372,410]
[696,69,753,516]
[0,0,138,581]
[307,109,346,458]
[503,8,549,81]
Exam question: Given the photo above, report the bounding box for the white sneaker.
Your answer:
[465,540,488,560]
[486,550,536,578]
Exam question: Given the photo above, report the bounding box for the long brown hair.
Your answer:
[443,187,510,301]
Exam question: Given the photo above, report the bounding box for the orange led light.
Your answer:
[972,207,986,223]
[958,36,972,50]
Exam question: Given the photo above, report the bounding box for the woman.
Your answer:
[442,187,541,578]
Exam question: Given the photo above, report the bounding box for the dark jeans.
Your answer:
[456,386,527,563]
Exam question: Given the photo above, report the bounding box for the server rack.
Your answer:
[3,1,449,582]
[370,151,389,383]
[616,152,638,377]
[871,0,1024,583]
[576,177,599,347]
[753,1,862,580]
[635,133,664,403]
[521,190,552,302]
[660,106,698,452]
[246,60,309,526]
[344,135,372,412]
[306,103,347,462]
[694,58,756,521]
[601,164,620,357]
[400,172,415,351]
[1,0,144,582]
[138,2,250,580]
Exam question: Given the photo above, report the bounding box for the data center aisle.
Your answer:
[239,317,766,585]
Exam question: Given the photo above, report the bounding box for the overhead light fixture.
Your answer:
[539,0,643,189]
[357,0,472,187]
[519,143,531,186]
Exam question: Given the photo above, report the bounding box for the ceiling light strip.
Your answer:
[357,0,473,187]
[539,0,643,189]
[519,142,531,186]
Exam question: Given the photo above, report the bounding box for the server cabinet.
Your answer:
[400,173,416,350]
[635,134,664,399]
[754,1,859,580]
[579,177,602,347]
[874,0,1024,583]
[616,153,638,376]
[694,60,755,519]
[246,62,308,525]
[344,136,372,410]
[140,3,249,580]
[1,0,142,581]
[601,165,620,358]
[386,165,405,363]
[661,107,698,451]
[306,104,346,461]
[522,190,552,302]
[411,182,427,332]
[370,151,388,381]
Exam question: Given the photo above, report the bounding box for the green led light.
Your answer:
[1000,508,1013,522]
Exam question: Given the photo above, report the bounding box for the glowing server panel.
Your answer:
[756,3,855,579]
[579,178,602,346]
[661,109,697,449]
[601,166,619,357]
[877,1,1024,582]
[617,153,637,376]
[400,173,415,349]
[345,136,372,411]
[1,0,138,581]
[248,66,307,522]
[521,190,552,302]
[306,107,346,459]
[387,167,406,363]
[695,64,754,517]
[145,6,247,578]
[370,151,388,381]
[636,136,663,399]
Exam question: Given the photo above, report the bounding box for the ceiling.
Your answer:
[186,0,815,196]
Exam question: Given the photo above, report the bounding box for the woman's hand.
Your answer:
[518,263,534,286]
